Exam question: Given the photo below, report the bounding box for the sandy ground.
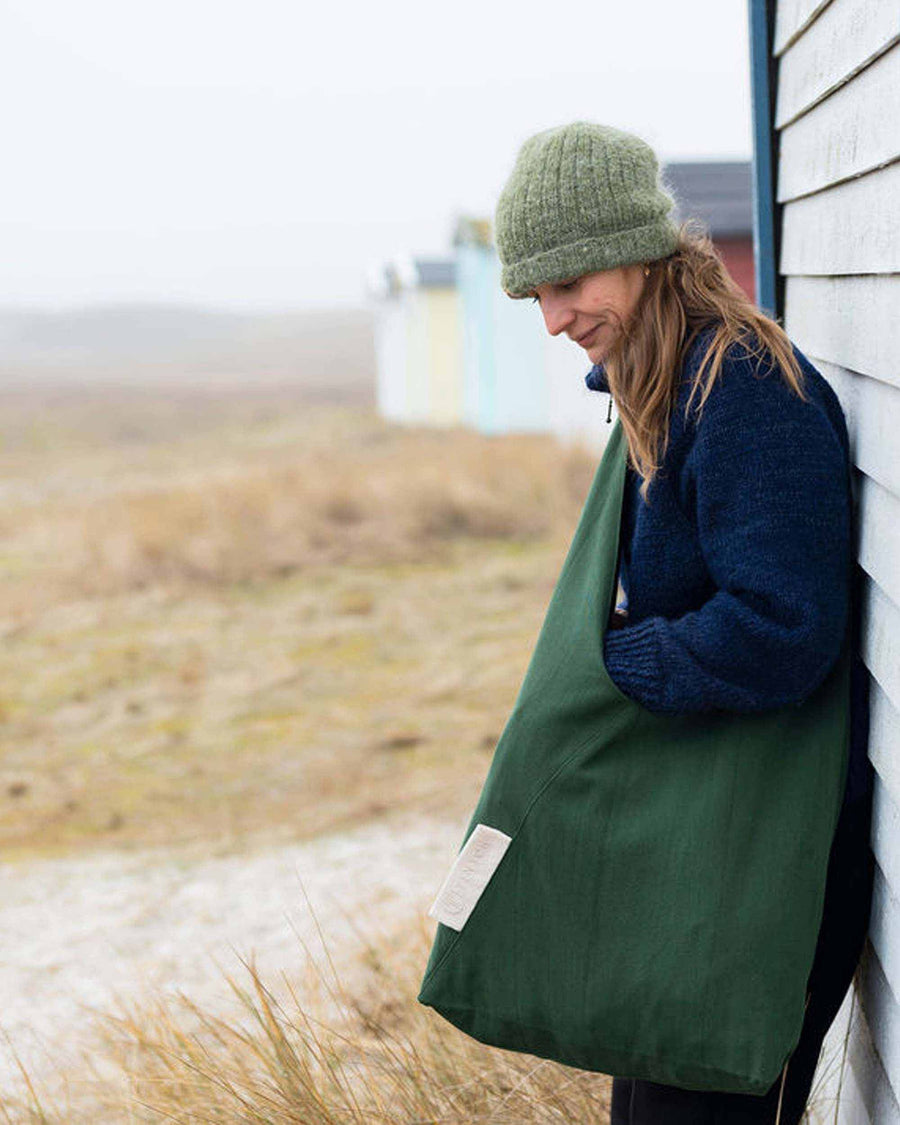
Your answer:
[0,796,848,1123]
[0,808,468,1110]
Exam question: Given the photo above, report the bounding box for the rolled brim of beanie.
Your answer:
[501,220,679,298]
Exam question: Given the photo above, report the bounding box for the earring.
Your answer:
[643,265,650,277]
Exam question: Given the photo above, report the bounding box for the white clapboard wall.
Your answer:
[772,0,900,1120]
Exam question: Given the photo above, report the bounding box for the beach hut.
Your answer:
[453,216,550,436]
[366,255,464,427]
[664,160,755,299]
[749,0,899,1118]
[453,214,603,448]
[366,259,412,423]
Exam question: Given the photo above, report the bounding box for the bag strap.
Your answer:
[774,1055,789,1125]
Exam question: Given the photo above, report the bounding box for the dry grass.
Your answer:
[0,385,599,860]
[1,891,613,1124]
[1,885,849,1124]
[0,385,596,617]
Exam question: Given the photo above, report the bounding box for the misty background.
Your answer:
[0,0,753,389]
[0,4,761,1111]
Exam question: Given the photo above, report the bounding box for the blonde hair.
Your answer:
[601,219,809,503]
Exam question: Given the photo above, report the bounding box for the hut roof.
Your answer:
[662,161,752,237]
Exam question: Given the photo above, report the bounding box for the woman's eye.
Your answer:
[531,280,576,304]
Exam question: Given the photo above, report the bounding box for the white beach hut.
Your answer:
[749,0,900,1118]
[366,255,464,427]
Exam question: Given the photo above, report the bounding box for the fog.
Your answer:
[1,0,752,311]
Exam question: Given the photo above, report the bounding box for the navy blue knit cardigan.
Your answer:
[586,328,872,807]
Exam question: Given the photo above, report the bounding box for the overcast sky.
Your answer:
[1,1,753,311]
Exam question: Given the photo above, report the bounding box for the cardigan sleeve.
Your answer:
[601,346,852,714]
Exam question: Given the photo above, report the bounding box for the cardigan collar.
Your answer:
[585,362,609,394]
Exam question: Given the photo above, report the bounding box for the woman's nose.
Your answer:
[541,297,576,337]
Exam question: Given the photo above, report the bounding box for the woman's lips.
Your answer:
[577,325,600,346]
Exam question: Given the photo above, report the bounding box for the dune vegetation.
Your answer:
[1,383,617,1121]
[0,385,601,863]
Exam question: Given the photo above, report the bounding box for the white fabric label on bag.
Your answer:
[427,823,513,932]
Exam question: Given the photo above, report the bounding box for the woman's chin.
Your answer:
[586,343,607,363]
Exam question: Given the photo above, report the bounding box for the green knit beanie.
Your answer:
[493,121,680,298]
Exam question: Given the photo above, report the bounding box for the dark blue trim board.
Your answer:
[747,0,779,319]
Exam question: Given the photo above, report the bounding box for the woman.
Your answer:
[493,121,875,1124]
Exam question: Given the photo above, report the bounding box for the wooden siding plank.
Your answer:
[846,973,900,1125]
[858,476,900,612]
[784,276,900,388]
[870,864,900,1027]
[781,162,900,274]
[774,0,900,127]
[773,0,834,57]
[778,43,900,201]
[868,676,900,825]
[817,361,900,491]
[861,578,900,719]
[857,941,900,1114]
[871,786,900,981]
[834,1047,875,1125]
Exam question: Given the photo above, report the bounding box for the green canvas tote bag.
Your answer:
[417,415,851,1095]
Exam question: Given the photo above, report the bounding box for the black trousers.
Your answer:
[610,782,875,1125]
